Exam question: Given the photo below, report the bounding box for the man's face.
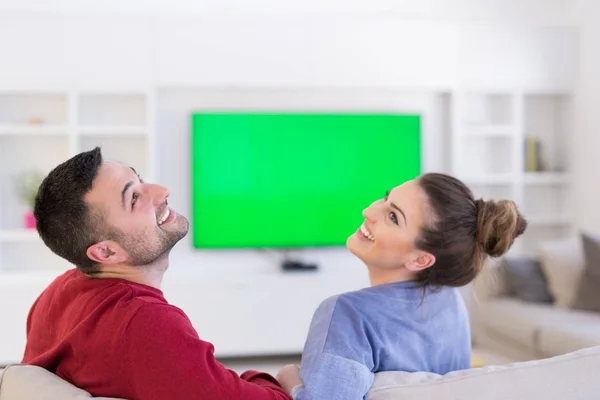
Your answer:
[85,161,189,267]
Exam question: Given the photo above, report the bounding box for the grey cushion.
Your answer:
[503,257,553,303]
[573,233,600,312]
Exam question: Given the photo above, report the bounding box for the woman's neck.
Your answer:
[367,266,416,287]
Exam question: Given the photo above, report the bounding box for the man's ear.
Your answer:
[405,251,435,272]
[86,241,127,265]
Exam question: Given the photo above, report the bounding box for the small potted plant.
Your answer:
[13,170,45,229]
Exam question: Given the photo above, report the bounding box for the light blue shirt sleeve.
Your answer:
[293,296,375,400]
[293,353,373,400]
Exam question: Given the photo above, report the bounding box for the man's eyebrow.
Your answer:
[121,180,135,210]
[129,166,144,183]
[391,202,407,225]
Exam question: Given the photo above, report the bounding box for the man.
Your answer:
[22,147,291,400]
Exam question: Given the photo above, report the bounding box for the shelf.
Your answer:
[0,229,40,243]
[464,124,515,138]
[0,125,68,136]
[523,172,570,185]
[527,215,573,227]
[0,89,153,274]
[79,126,146,136]
[462,174,513,185]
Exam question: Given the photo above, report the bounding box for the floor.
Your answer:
[220,355,302,376]
[472,347,514,366]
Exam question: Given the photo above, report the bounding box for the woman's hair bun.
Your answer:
[475,199,527,258]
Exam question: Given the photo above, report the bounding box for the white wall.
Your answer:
[0,0,581,360]
[0,1,576,89]
[158,88,445,277]
[0,0,572,21]
[571,0,600,233]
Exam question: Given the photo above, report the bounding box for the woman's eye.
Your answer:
[389,211,398,225]
[132,193,139,209]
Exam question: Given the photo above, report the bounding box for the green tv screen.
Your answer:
[191,112,421,249]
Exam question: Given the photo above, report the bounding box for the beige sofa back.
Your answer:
[2,346,600,400]
[0,366,123,400]
[368,345,600,400]
[473,260,510,302]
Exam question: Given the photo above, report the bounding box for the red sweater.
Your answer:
[22,269,291,400]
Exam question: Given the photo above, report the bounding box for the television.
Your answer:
[191,112,421,249]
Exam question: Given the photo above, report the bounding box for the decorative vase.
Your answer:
[24,211,36,229]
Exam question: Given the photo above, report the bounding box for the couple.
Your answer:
[22,148,526,400]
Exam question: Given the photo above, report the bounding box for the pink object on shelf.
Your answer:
[24,211,36,229]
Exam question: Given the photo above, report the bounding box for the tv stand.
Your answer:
[281,260,318,272]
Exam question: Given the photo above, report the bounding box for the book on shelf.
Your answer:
[524,136,546,172]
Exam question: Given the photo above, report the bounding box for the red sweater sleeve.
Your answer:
[123,302,291,400]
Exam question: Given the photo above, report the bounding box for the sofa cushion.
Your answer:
[536,313,600,357]
[473,260,510,301]
[3,347,600,400]
[0,365,123,400]
[368,345,600,400]
[573,233,600,313]
[503,257,553,303]
[538,236,585,308]
[474,299,558,348]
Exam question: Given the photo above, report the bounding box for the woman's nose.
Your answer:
[362,204,377,224]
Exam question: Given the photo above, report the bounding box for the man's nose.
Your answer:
[147,184,170,206]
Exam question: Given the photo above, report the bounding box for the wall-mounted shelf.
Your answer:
[451,90,573,256]
[0,88,155,272]
[462,174,514,185]
[464,124,515,138]
[78,126,147,136]
[0,229,40,243]
[527,215,572,227]
[523,172,570,185]
[0,125,69,136]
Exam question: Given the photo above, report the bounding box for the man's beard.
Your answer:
[110,217,189,266]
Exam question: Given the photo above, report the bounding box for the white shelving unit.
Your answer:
[451,90,573,256]
[0,88,155,272]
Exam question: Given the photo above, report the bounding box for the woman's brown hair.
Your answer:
[415,173,527,288]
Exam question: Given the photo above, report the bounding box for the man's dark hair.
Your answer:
[34,147,105,274]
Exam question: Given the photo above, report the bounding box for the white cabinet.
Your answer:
[451,91,573,256]
[0,89,154,271]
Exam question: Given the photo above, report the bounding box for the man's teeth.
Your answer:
[158,208,170,225]
[360,224,375,242]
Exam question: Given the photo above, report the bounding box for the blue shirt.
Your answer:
[293,281,471,400]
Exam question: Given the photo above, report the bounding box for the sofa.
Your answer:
[471,234,600,362]
[2,345,600,399]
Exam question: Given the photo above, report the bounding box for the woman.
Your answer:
[276,173,527,400]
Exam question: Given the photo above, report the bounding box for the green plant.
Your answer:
[13,170,45,210]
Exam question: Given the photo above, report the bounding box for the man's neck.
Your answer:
[92,261,168,289]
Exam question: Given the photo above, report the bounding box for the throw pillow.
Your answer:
[503,257,553,303]
[572,233,600,312]
[538,236,585,308]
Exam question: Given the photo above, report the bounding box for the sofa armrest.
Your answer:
[0,365,123,400]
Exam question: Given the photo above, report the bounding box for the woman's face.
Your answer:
[347,179,435,272]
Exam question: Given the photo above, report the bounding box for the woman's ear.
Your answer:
[86,241,127,265]
[405,252,435,272]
